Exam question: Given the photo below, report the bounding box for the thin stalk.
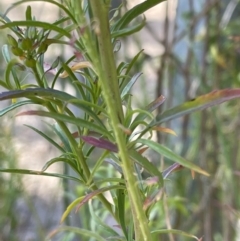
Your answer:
[89,1,152,240]
[32,63,116,220]
[51,115,116,219]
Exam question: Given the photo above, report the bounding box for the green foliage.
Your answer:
[0,0,240,240]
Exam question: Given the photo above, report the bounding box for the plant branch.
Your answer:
[33,62,116,219]
[89,1,152,240]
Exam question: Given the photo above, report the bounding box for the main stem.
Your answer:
[90,1,152,240]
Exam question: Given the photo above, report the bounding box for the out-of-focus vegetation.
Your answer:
[0,118,22,241]
[131,1,240,240]
[0,1,239,241]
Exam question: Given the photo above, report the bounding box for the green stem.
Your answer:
[89,1,152,240]
[32,63,116,220]
[53,116,116,219]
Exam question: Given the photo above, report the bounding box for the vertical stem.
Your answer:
[89,1,152,240]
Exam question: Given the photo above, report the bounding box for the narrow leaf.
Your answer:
[153,126,177,136]
[143,188,163,211]
[116,187,127,237]
[151,229,200,240]
[112,0,165,32]
[0,168,82,182]
[76,185,125,212]
[0,20,72,38]
[0,87,76,101]
[153,88,240,125]
[81,136,118,152]
[87,151,110,185]
[16,110,112,139]
[121,72,142,98]
[2,44,11,63]
[48,226,106,241]
[120,50,144,91]
[5,0,77,25]
[90,178,125,187]
[89,200,120,236]
[0,100,34,116]
[136,139,209,176]
[104,158,123,174]
[111,16,146,38]
[52,122,71,152]
[129,95,165,133]
[24,124,65,152]
[61,196,84,223]
[162,163,184,179]
[147,95,166,112]
[41,157,75,172]
[129,150,163,186]
[0,88,104,126]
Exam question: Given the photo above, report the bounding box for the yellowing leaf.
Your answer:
[61,196,84,223]
[153,126,177,136]
[59,61,93,78]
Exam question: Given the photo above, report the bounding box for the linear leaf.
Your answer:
[129,149,163,186]
[0,100,34,116]
[24,124,65,152]
[152,88,240,126]
[89,200,120,236]
[147,95,166,112]
[112,16,146,38]
[52,122,72,152]
[0,87,76,100]
[121,72,142,99]
[0,88,105,126]
[162,163,184,179]
[153,126,177,136]
[0,20,72,38]
[87,151,110,185]
[151,229,200,240]
[136,139,209,176]
[0,168,82,182]
[41,157,76,172]
[81,136,118,152]
[112,0,165,32]
[4,0,77,24]
[48,226,106,241]
[76,185,125,212]
[16,110,112,139]
[120,50,144,92]
[91,178,125,187]
[116,186,127,237]
[61,196,84,223]
[2,44,11,63]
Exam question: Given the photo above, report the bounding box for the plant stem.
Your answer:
[54,118,116,219]
[89,1,152,240]
[33,62,116,220]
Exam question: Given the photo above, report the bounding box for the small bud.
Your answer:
[37,41,48,54]
[26,26,37,39]
[7,34,18,47]
[25,58,36,68]
[25,6,32,21]
[11,46,24,56]
[21,38,33,51]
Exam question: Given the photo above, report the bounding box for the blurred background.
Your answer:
[0,0,240,240]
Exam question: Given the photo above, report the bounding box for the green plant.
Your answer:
[0,1,240,240]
